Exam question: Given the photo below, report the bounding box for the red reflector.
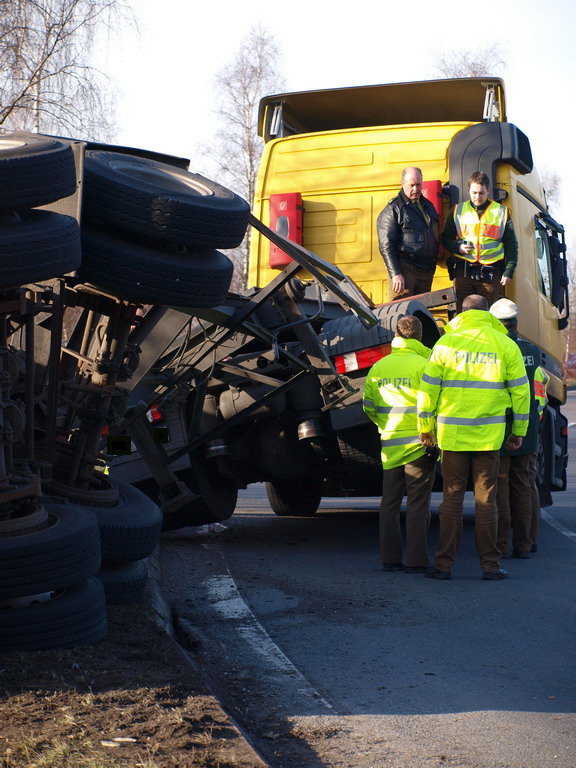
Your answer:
[101,425,109,437]
[334,354,350,374]
[334,344,391,373]
[148,404,162,423]
[269,192,303,269]
[355,347,389,369]
[422,180,443,219]
[561,426,568,437]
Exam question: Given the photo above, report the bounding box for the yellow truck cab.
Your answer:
[249,77,569,498]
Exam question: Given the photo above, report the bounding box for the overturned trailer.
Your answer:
[107,216,448,528]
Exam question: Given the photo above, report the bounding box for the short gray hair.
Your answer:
[402,167,423,181]
[462,294,489,312]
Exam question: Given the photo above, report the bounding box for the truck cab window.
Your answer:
[535,222,552,297]
[534,215,569,317]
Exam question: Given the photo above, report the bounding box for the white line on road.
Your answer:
[180,541,335,713]
[541,509,576,544]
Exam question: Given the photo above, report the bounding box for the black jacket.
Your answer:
[502,330,542,456]
[376,190,439,276]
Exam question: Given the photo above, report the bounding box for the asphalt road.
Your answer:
[160,391,576,768]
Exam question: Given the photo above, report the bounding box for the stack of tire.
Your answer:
[78,150,250,308]
[0,136,82,288]
[75,151,250,534]
[46,476,163,605]
[0,136,107,651]
[47,150,250,595]
[0,504,106,652]
[0,141,251,651]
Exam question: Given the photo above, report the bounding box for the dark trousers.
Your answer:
[435,450,501,573]
[528,452,541,548]
[453,262,503,312]
[496,454,532,555]
[380,453,434,568]
[390,262,435,300]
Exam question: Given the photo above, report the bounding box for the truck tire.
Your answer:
[138,451,238,531]
[0,505,101,599]
[265,478,323,517]
[79,228,233,307]
[83,480,163,564]
[321,300,441,356]
[97,560,148,604]
[46,473,121,507]
[337,424,383,497]
[169,459,238,529]
[0,501,48,537]
[0,135,77,210]
[0,578,107,652]
[83,150,250,249]
[0,211,81,289]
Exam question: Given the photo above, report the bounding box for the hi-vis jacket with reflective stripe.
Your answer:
[454,200,509,264]
[417,310,530,451]
[363,337,431,469]
[534,366,549,421]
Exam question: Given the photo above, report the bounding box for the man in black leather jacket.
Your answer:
[376,167,439,300]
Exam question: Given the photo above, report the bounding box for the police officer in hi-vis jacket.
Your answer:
[363,315,434,574]
[441,171,518,312]
[418,294,531,581]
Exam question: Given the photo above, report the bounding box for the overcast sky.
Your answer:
[97,0,576,243]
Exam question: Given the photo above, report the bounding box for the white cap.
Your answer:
[489,297,518,320]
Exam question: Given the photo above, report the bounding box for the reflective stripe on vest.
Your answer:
[380,435,421,447]
[454,200,507,264]
[513,412,530,422]
[363,399,419,418]
[374,405,418,415]
[437,414,506,426]
[422,375,527,391]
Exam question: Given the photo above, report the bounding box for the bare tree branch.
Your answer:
[539,167,562,214]
[205,25,285,290]
[0,0,135,140]
[434,43,507,78]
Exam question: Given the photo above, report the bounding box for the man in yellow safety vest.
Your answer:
[363,314,435,573]
[418,294,531,580]
[441,171,518,312]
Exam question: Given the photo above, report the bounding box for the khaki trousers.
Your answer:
[496,454,532,555]
[380,453,434,568]
[435,450,501,573]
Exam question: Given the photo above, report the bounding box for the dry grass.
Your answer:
[0,601,265,768]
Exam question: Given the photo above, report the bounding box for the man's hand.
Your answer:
[505,434,522,451]
[500,276,511,287]
[420,432,436,448]
[392,274,405,296]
